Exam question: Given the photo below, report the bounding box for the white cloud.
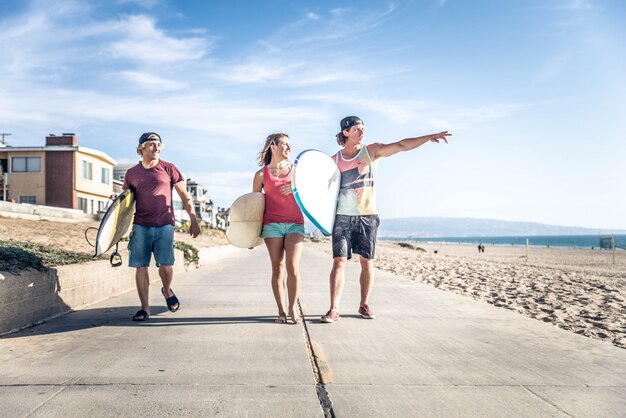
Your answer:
[108,15,209,63]
[113,71,187,92]
[117,0,162,8]
[213,62,305,84]
[0,5,213,85]
[330,8,352,17]
[563,0,593,10]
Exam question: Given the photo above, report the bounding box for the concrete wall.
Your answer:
[0,246,239,335]
[0,249,185,335]
[0,200,96,222]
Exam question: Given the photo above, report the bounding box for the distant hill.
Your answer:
[376,217,626,238]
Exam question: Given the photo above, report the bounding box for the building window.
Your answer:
[12,157,41,173]
[101,167,110,184]
[78,197,88,213]
[98,201,105,212]
[82,160,93,180]
[19,195,37,204]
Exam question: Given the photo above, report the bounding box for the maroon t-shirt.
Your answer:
[123,160,184,227]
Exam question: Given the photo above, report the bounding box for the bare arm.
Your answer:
[174,181,201,238]
[252,168,264,193]
[369,131,451,160]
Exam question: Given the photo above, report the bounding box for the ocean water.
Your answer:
[381,234,626,249]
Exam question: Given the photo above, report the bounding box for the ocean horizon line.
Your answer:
[379,234,626,249]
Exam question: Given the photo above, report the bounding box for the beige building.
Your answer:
[0,133,116,213]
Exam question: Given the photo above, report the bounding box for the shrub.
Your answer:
[0,240,95,272]
[173,240,199,268]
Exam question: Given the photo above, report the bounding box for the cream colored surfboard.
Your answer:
[94,189,135,257]
[226,192,265,248]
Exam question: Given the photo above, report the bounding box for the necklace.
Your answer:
[268,161,290,170]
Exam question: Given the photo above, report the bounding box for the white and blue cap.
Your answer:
[338,116,364,135]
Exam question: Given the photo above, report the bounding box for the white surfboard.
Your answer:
[226,192,265,248]
[94,190,135,257]
[292,150,340,236]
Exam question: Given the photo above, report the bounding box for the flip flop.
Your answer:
[161,287,180,312]
[132,309,149,321]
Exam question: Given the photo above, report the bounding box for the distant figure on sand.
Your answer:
[253,133,305,325]
[321,116,451,323]
[123,132,201,322]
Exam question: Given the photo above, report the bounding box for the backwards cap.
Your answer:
[138,132,162,144]
[338,116,364,135]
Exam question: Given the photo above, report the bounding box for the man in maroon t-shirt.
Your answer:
[123,132,201,321]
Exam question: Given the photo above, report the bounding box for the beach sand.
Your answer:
[308,239,626,350]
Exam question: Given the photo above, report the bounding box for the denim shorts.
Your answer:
[332,214,380,260]
[261,222,305,238]
[128,224,175,268]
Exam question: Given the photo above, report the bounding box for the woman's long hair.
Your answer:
[257,133,288,167]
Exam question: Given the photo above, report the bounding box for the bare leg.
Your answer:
[329,257,347,311]
[135,267,150,313]
[284,233,304,323]
[358,256,374,307]
[264,237,287,322]
[159,266,177,310]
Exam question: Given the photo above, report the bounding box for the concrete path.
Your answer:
[1,247,624,417]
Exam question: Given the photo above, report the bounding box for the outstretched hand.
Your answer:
[429,131,452,144]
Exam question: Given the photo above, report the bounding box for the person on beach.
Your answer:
[320,116,451,323]
[253,133,305,325]
[123,132,201,322]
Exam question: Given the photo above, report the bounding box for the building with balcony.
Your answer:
[186,178,215,227]
[0,134,116,213]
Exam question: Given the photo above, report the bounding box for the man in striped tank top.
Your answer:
[321,116,451,323]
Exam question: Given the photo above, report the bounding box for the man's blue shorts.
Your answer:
[261,222,305,238]
[128,224,175,268]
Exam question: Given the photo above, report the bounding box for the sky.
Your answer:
[1,0,625,230]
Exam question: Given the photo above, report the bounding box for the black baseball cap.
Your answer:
[338,116,364,135]
[138,132,162,144]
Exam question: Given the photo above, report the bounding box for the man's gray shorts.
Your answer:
[331,214,380,260]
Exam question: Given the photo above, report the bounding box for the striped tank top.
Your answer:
[333,145,377,216]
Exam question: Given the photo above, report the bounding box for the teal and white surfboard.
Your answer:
[292,150,340,236]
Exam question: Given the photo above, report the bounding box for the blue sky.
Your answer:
[1,0,625,230]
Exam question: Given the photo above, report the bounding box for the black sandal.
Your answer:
[161,287,180,312]
[132,309,149,321]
